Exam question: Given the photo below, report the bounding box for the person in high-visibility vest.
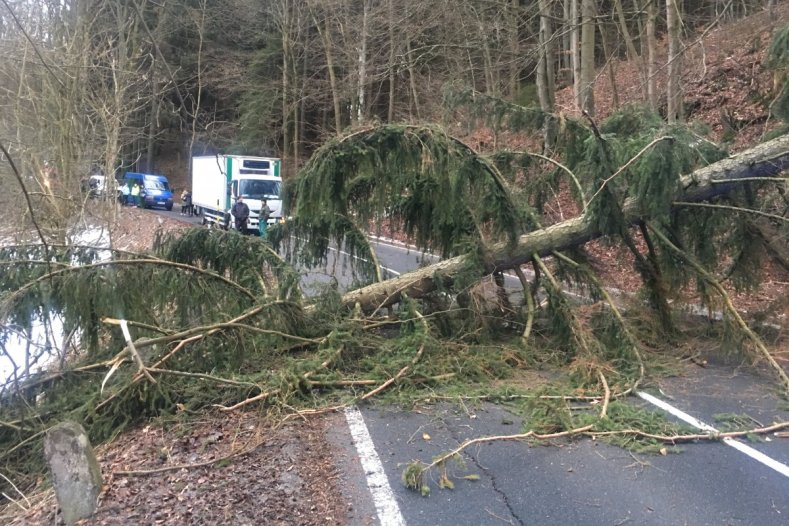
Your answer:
[259,199,272,239]
[131,183,141,207]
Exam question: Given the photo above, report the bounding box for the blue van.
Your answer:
[123,172,174,210]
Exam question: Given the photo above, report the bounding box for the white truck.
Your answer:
[191,155,283,233]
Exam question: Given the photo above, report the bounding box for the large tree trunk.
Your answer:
[387,0,396,122]
[666,0,683,123]
[536,0,556,149]
[355,0,370,124]
[646,0,657,110]
[312,7,343,135]
[571,0,581,110]
[343,134,789,312]
[614,0,645,98]
[509,0,520,99]
[579,0,596,116]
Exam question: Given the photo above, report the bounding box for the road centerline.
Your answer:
[637,391,789,478]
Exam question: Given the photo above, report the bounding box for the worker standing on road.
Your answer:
[131,182,141,207]
[259,199,272,239]
[231,196,250,233]
[180,189,193,216]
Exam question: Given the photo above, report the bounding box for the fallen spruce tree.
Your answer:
[281,125,789,395]
[1,107,787,501]
[340,132,789,311]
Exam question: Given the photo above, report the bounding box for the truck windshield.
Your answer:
[239,179,280,199]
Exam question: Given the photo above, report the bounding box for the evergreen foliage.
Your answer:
[276,124,523,282]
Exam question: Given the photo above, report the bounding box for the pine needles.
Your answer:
[278,124,523,272]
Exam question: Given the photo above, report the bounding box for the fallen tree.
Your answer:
[2,106,787,504]
[342,133,789,312]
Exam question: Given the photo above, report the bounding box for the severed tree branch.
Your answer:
[673,201,788,224]
[119,320,156,385]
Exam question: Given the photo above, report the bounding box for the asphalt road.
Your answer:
[156,208,789,525]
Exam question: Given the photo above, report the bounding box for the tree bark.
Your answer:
[355,0,370,124]
[614,0,645,97]
[599,19,619,111]
[571,0,581,110]
[646,0,657,110]
[536,0,554,113]
[145,87,160,173]
[579,0,596,116]
[281,1,292,164]
[311,5,343,135]
[666,0,683,123]
[406,36,421,120]
[537,0,557,149]
[509,0,520,99]
[342,134,789,312]
[387,0,396,122]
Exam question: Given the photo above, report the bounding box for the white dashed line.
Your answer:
[637,391,789,478]
[335,248,401,276]
[344,406,407,526]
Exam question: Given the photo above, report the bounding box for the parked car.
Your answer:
[81,175,107,198]
[122,172,174,210]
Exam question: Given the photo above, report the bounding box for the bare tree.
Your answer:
[0,0,155,236]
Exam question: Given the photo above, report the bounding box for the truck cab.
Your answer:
[192,155,283,234]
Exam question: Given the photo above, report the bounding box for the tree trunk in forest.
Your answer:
[480,22,496,96]
[537,0,557,149]
[536,0,555,110]
[281,4,291,167]
[614,0,646,98]
[562,0,571,79]
[297,32,307,163]
[666,0,683,123]
[145,87,160,173]
[406,37,421,120]
[509,0,520,99]
[599,20,620,111]
[646,0,657,109]
[387,0,396,122]
[579,0,596,116]
[312,8,343,135]
[571,0,581,110]
[342,134,789,312]
[355,0,370,124]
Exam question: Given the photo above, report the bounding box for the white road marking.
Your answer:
[637,391,789,478]
[368,236,433,254]
[335,249,401,276]
[344,406,407,526]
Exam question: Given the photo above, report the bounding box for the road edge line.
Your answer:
[344,406,407,526]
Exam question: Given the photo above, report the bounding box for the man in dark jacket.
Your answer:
[231,197,250,232]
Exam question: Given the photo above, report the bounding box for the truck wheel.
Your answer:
[165,202,173,211]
